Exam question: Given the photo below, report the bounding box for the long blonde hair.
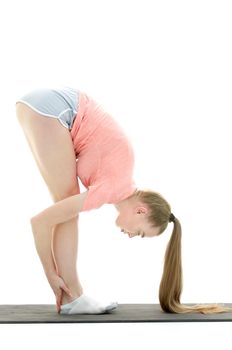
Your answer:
[135,189,232,314]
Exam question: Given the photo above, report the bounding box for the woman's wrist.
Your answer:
[46,270,59,284]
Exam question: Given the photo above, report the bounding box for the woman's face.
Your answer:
[115,202,160,238]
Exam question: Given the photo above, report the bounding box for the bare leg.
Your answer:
[52,218,83,304]
[16,103,83,304]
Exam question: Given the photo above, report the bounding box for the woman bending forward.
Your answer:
[16,86,231,315]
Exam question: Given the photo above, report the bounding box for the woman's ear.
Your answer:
[136,206,148,214]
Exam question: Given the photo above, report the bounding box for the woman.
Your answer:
[16,87,231,315]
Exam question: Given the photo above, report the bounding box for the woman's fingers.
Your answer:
[56,300,60,313]
[56,289,62,312]
[56,285,72,313]
[62,283,73,297]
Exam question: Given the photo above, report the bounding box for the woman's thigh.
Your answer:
[16,102,80,202]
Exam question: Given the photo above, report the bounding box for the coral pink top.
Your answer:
[70,91,137,212]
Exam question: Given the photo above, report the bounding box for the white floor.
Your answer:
[0,323,231,350]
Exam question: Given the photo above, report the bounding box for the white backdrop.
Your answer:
[0,0,231,349]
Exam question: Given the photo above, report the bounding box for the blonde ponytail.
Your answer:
[135,189,232,314]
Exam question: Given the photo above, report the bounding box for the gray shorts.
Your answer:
[16,86,80,130]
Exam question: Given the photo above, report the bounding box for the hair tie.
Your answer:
[169,213,176,223]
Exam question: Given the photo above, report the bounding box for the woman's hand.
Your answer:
[48,274,73,313]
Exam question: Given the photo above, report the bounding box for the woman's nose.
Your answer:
[121,229,136,238]
[121,229,130,237]
[127,232,134,238]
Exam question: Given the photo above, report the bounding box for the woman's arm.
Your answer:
[33,191,88,228]
[30,217,57,279]
[30,191,88,279]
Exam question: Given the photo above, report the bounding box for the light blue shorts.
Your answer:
[16,86,80,130]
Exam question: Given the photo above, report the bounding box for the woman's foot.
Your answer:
[60,294,118,315]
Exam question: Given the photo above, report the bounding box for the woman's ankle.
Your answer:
[61,288,83,305]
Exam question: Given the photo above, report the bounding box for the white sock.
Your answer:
[60,294,118,315]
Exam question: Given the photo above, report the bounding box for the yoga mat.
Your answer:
[0,304,232,323]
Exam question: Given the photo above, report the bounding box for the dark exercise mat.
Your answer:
[0,304,232,324]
